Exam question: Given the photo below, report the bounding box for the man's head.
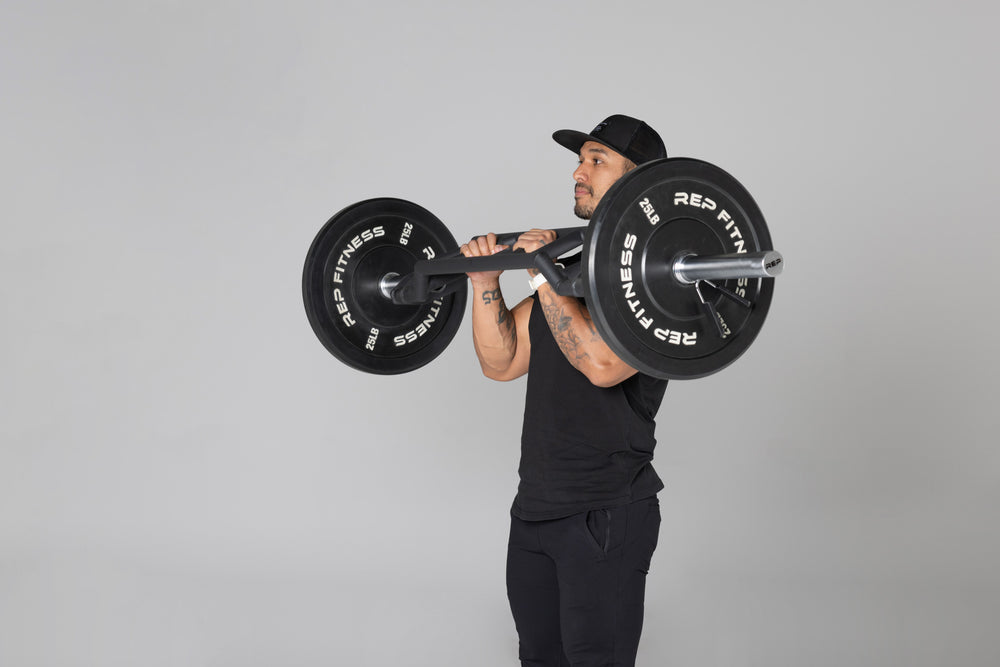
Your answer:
[552,115,667,219]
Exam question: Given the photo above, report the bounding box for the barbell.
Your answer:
[302,158,782,379]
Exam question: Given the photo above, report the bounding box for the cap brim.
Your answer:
[552,129,610,156]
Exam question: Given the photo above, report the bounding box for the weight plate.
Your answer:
[302,198,467,374]
[583,158,774,380]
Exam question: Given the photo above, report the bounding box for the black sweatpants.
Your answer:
[506,496,661,667]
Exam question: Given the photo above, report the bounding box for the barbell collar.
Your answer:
[673,250,783,285]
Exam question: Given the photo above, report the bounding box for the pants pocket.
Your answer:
[585,509,612,555]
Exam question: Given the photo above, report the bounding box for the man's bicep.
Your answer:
[578,303,640,387]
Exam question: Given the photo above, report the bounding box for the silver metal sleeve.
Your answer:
[378,273,402,299]
[673,250,783,284]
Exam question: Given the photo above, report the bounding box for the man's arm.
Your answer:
[469,281,532,380]
[461,233,532,381]
[516,230,638,388]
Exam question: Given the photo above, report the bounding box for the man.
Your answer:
[460,115,669,667]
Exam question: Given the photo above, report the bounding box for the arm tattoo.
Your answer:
[539,296,591,370]
[580,308,598,336]
[481,289,502,305]
[481,289,515,338]
[497,306,513,330]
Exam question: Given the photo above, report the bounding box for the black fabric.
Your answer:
[506,496,662,667]
[511,291,667,521]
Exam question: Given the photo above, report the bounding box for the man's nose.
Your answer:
[573,163,588,182]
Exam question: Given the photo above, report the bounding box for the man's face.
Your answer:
[572,141,632,219]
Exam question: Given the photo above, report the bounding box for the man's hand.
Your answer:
[513,229,557,276]
[461,233,509,285]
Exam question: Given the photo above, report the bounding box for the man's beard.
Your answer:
[574,186,594,219]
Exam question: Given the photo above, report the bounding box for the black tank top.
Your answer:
[511,294,667,521]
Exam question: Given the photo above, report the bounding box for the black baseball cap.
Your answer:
[553,114,667,165]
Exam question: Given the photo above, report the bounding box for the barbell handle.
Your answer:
[673,251,783,284]
[386,229,587,304]
[494,227,583,248]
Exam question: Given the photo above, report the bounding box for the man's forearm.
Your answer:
[470,280,517,372]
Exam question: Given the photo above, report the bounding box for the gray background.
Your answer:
[2,1,998,665]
